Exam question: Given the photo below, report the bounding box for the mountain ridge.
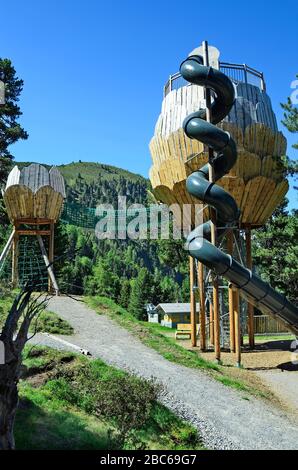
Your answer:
[15,161,148,185]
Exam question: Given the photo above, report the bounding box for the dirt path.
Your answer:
[30,296,298,450]
[256,370,298,416]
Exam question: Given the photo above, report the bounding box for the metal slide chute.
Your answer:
[180,54,298,336]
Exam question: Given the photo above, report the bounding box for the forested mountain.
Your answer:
[17,161,150,206]
[46,161,189,316]
[0,160,188,317]
[2,160,297,318]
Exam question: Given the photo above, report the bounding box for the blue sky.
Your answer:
[1,0,297,208]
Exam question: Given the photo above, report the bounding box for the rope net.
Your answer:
[60,202,177,231]
[0,235,48,290]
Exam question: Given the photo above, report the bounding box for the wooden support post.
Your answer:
[189,256,197,347]
[227,230,235,352]
[37,235,59,295]
[198,262,206,351]
[209,297,214,345]
[48,223,55,293]
[213,277,221,361]
[203,40,220,362]
[11,227,19,288]
[0,230,15,268]
[246,227,255,349]
[233,289,241,367]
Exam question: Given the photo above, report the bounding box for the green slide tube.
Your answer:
[180,54,298,335]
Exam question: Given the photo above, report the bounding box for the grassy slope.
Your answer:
[16,346,204,450]
[0,292,73,335]
[86,296,275,399]
[16,161,148,186]
[58,162,147,185]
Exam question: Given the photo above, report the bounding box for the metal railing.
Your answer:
[164,61,266,97]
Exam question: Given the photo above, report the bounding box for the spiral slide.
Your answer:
[180,55,298,336]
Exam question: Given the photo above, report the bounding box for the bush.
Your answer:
[47,360,162,445]
[31,310,74,335]
[20,347,203,450]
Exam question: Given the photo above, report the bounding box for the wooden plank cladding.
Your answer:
[149,79,288,226]
[253,315,290,334]
[3,164,65,224]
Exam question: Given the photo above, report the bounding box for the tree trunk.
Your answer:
[0,288,49,450]
[0,366,19,450]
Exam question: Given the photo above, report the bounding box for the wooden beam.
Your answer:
[227,230,235,352]
[213,278,221,361]
[209,296,214,346]
[12,228,19,288]
[233,289,241,367]
[246,227,255,349]
[189,256,197,347]
[198,262,206,351]
[0,230,15,268]
[203,40,220,362]
[37,235,59,295]
[16,230,51,236]
[15,218,53,225]
[48,223,55,293]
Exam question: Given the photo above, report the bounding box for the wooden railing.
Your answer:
[253,315,290,335]
[164,61,266,97]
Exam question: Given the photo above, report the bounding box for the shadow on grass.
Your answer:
[250,340,294,352]
[15,397,115,450]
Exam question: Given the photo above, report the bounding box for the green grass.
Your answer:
[216,376,250,393]
[0,290,73,335]
[22,345,75,372]
[243,334,295,342]
[85,296,265,398]
[16,346,204,450]
[86,296,219,372]
[31,309,74,335]
[16,385,113,450]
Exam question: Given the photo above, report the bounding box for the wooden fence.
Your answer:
[253,315,290,335]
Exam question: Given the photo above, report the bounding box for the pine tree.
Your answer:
[85,259,120,300]
[0,58,28,183]
[129,268,153,320]
[281,79,298,188]
[252,201,298,305]
[0,59,28,233]
[119,279,131,308]
[281,77,298,150]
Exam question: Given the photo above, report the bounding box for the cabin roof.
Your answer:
[156,303,200,314]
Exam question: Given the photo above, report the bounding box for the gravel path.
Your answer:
[256,370,298,415]
[30,296,298,450]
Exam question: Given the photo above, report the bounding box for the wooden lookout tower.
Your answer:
[149,45,288,224]
[149,44,289,361]
[0,163,66,294]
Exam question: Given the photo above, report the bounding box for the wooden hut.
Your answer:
[157,303,200,328]
[0,163,66,293]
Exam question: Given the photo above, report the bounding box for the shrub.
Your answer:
[48,360,162,445]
